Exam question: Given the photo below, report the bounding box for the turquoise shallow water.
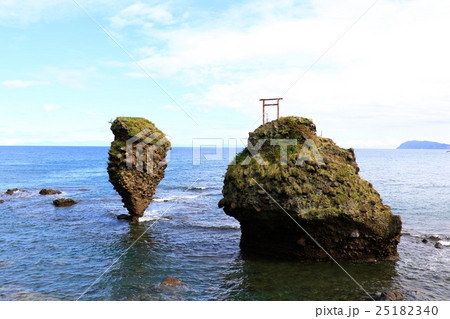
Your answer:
[0,146,449,300]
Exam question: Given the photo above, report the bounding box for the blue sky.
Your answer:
[1,0,449,147]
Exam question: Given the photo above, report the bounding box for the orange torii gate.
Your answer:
[260,98,283,125]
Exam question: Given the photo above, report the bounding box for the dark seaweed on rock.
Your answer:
[219,116,401,262]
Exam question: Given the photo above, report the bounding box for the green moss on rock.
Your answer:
[108,117,171,222]
[219,116,401,261]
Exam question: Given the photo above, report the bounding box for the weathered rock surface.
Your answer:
[108,117,171,222]
[39,189,62,195]
[53,198,77,207]
[219,116,402,261]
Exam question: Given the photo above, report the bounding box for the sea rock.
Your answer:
[422,238,428,243]
[377,288,405,301]
[53,198,77,207]
[117,214,130,220]
[435,242,443,249]
[0,200,4,204]
[160,277,185,287]
[219,116,402,261]
[5,188,19,195]
[39,189,62,195]
[107,117,171,223]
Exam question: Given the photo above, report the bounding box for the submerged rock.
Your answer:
[160,277,185,287]
[219,116,402,261]
[53,198,77,207]
[39,189,62,195]
[107,117,171,222]
[117,214,130,220]
[5,188,19,195]
[0,200,4,204]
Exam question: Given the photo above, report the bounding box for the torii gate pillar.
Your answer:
[260,98,283,125]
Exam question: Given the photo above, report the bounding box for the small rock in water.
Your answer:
[117,214,130,220]
[429,235,440,240]
[39,189,62,195]
[53,198,77,207]
[422,238,428,243]
[0,200,4,204]
[5,188,19,195]
[378,288,404,301]
[160,277,184,287]
[435,242,443,249]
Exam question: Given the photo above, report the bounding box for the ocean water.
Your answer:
[0,146,448,301]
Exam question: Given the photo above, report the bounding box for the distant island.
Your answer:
[397,141,450,149]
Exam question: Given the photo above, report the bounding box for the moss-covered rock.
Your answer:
[219,116,401,261]
[108,117,171,222]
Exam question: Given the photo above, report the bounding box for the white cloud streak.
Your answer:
[109,2,174,28]
[2,80,49,88]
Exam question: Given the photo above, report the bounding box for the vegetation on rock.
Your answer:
[219,116,401,261]
[108,117,171,222]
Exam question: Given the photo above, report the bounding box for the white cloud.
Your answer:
[2,80,49,88]
[43,104,61,111]
[0,0,136,25]
[110,2,174,28]
[2,0,449,147]
[120,0,450,147]
[43,66,97,89]
[0,138,22,146]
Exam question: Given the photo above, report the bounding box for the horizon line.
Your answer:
[0,144,398,150]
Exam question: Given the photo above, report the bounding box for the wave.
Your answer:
[402,232,450,241]
[188,186,208,191]
[153,194,200,202]
[160,185,221,191]
[1,190,34,199]
[140,210,172,222]
[187,224,240,231]
[1,189,68,198]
